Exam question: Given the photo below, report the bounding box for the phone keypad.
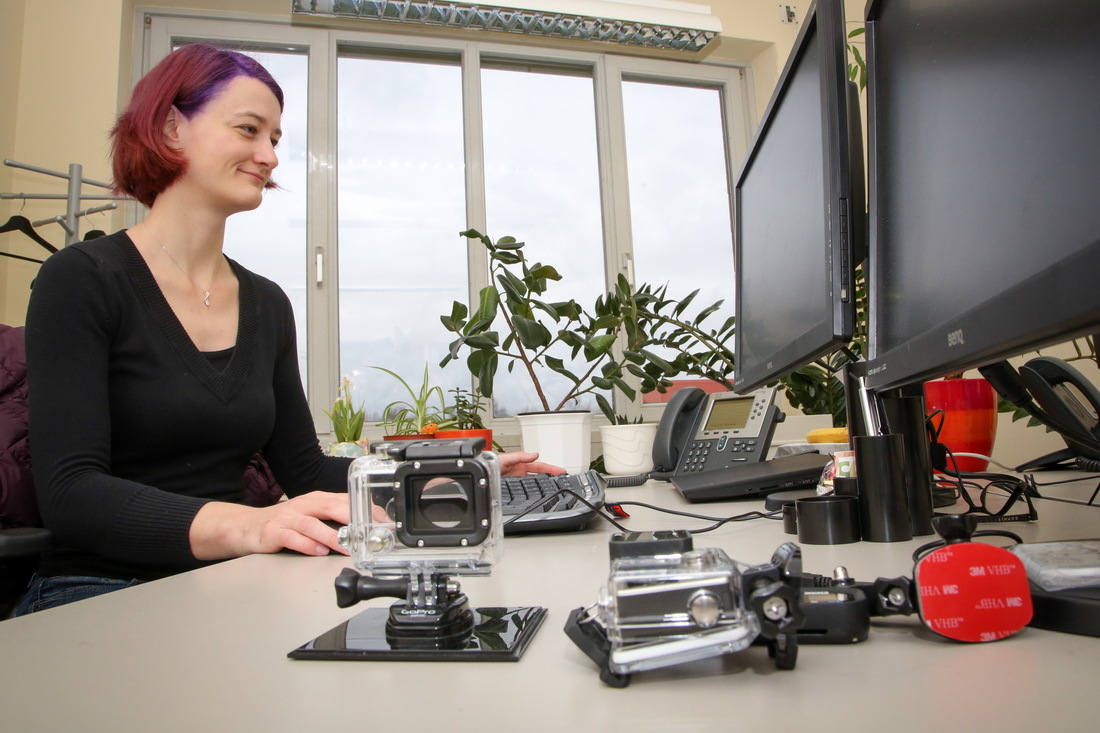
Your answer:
[681,441,712,471]
[680,438,760,472]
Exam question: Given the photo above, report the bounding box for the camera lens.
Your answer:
[417,478,472,530]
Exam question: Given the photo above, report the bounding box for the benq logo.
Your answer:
[947,329,965,347]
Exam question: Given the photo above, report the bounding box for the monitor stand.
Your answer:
[842,362,936,537]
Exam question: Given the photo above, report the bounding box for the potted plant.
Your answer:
[440,229,739,471]
[371,365,456,440]
[324,375,368,456]
[435,387,496,450]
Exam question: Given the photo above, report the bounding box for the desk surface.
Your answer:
[2,476,1099,733]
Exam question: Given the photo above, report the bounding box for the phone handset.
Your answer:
[1019,357,1100,461]
[650,388,708,481]
[982,356,1100,469]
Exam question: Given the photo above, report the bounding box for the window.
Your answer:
[143,12,748,437]
[336,49,468,421]
[481,60,605,416]
[621,78,736,377]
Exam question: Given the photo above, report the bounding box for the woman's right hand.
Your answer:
[188,491,350,561]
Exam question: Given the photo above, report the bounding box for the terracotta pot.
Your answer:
[382,433,438,441]
[435,429,494,450]
[923,378,998,472]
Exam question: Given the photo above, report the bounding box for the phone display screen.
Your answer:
[703,397,754,432]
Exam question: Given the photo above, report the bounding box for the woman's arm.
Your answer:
[189,490,349,560]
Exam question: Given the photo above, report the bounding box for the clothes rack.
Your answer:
[1,158,131,245]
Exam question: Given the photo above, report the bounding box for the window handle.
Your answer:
[622,252,634,283]
[315,247,324,286]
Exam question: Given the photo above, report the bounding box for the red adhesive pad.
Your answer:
[915,543,1033,642]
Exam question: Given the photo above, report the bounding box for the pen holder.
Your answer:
[853,434,913,543]
[880,395,935,536]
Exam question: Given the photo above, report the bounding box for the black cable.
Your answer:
[932,445,1038,522]
[501,488,783,535]
[609,500,783,534]
[1031,473,1100,488]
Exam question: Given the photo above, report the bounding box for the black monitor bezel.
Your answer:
[862,0,1100,391]
[732,0,864,394]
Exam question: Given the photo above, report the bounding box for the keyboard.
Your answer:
[501,470,605,534]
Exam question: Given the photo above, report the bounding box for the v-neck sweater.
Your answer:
[24,230,352,581]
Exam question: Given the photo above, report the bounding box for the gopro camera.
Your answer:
[339,437,503,576]
[565,532,805,687]
[295,438,548,661]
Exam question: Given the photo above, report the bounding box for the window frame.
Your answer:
[137,8,752,440]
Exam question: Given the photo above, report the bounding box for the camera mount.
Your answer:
[565,532,806,687]
[334,565,476,647]
[289,438,547,662]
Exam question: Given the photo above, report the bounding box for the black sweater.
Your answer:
[25,231,351,581]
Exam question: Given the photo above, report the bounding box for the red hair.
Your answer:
[111,44,284,207]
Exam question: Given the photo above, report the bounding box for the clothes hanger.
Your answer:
[0,250,44,264]
[0,214,59,252]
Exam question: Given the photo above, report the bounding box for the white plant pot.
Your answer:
[515,411,592,474]
[599,423,658,475]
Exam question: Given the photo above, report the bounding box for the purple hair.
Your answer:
[111,43,284,206]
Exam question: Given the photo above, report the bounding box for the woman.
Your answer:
[18,44,559,615]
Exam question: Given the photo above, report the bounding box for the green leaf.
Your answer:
[592,376,613,390]
[595,394,616,423]
[498,270,527,301]
[513,316,550,348]
[464,333,499,349]
[639,348,675,374]
[592,314,622,330]
[528,264,562,282]
[673,289,699,317]
[614,379,636,400]
[492,251,523,266]
[473,286,499,324]
[583,333,617,359]
[559,330,585,349]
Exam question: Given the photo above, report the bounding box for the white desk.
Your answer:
[2,478,1098,733]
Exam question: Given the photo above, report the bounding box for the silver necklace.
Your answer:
[143,222,215,307]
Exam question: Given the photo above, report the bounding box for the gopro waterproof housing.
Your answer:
[565,532,805,687]
[340,437,503,575]
[290,438,546,663]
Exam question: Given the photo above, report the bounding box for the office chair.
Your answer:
[0,323,53,617]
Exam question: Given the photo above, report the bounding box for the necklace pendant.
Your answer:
[203,291,211,307]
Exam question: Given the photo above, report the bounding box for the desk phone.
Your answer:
[651,387,783,479]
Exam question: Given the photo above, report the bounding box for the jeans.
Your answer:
[12,574,143,616]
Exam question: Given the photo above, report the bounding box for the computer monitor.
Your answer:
[863,0,1100,392]
[732,0,865,394]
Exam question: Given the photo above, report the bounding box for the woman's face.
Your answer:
[168,75,282,215]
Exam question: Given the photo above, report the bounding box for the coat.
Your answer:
[0,324,38,529]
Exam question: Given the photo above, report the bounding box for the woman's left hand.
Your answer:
[498,451,566,477]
